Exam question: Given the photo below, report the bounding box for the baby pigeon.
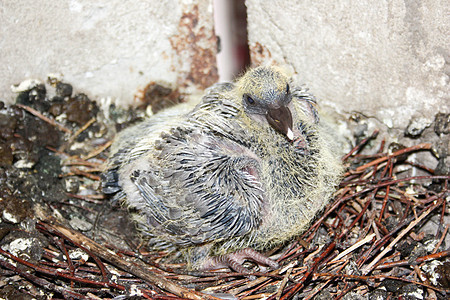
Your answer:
[102,66,342,272]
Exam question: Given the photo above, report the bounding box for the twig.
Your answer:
[0,258,89,299]
[342,130,379,161]
[82,139,113,160]
[378,158,394,222]
[355,143,432,172]
[38,221,220,300]
[433,224,449,254]
[376,249,450,270]
[362,200,442,274]
[0,247,125,291]
[67,167,101,181]
[59,117,96,152]
[275,267,293,300]
[16,103,72,134]
[331,233,375,263]
[315,272,449,293]
[280,241,336,300]
[63,158,102,168]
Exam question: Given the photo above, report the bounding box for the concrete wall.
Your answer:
[246,0,449,133]
[0,0,217,105]
[1,0,448,136]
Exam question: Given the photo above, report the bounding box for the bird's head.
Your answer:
[236,66,294,141]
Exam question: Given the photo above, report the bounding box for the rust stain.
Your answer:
[170,3,218,90]
[249,42,272,66]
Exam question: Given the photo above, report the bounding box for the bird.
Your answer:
[102,66,343,273]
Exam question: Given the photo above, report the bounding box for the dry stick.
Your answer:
[358,211,416,268]
[16,103,72,134]
[378,158,394,222]
[373,219,389,236]
[204,278,248,294]
[0,258,89,300]
[66,193,104,204]
[338,190,375,240]
[331,233,376,263]
[228,274,270,295]
[335,283,358,300]
[82,139,112,160]
[355,143,432,172]
[360,189,446,268]
[361,199,442,275]
[241,294,273,300]
[314,272,449,293]
[438,197,447,237]
[414,264,438,300]
[40,221,220,300]
[59,117,96,152]
[342,130,379,161]
[275,267,293,300]
[404,160,436,174]
[313,259,350,300]
[433,224,449,254]
[303,280,333,300]
[42,224,110,282]
[0,247,125,291]
[68,167,102,181]
[63,158,103,168]
[279,241,336,300]
[239,277,275,298]
[376,249,450,270]
[54,237,76,289]
[306,175,449,242]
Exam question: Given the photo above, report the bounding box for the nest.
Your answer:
[0,80,449,300]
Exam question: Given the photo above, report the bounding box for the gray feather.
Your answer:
[103,66,343,268]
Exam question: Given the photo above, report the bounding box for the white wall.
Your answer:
[0,0,217,105]
[1,0,448,134]
[246,0,449,131]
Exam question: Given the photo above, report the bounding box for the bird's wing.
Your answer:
[291,87,319,124]
[131,127,265,247]
[116,82,265,247]
[102,101,198,196]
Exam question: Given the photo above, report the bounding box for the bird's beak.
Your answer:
[266,106,294,141]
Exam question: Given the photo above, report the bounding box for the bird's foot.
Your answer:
[201,248,279,274]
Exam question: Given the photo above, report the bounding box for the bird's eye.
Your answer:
[286,83,290,94]
[244,94,255,105]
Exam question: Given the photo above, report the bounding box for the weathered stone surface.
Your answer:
[0,0,217,106]
[246,0,449,131]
